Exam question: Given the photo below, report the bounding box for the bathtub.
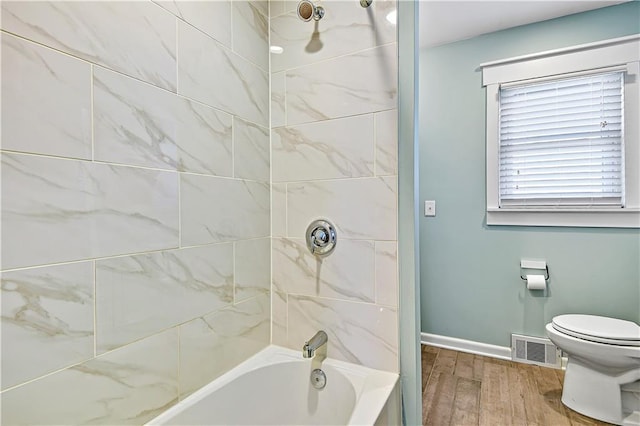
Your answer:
[148,345,400,425]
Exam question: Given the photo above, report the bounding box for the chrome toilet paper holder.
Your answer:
[519,259,549,281]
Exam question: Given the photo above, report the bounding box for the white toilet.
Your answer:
[546,314,640,425]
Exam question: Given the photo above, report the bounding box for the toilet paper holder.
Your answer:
[519,260,549,281]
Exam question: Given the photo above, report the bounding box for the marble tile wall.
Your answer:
[1,1,270,424]
[269,0,399,372]
[2,0,401,422]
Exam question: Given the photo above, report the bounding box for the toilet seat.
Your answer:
[552,314,640,347]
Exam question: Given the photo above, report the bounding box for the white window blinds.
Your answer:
[498,71,625,207]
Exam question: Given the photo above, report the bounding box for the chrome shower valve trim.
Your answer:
[305,219,337,257]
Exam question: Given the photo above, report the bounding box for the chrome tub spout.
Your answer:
[302,331,328,358]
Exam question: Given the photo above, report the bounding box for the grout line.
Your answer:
[276,174,398,185]
[284,182,288,238]
[172,170,268,183]
[373,241,378,304]
[0,29,96,66]
[232,241,237,305]
[231,116,236,178]
[93,260,97,358]
[273,108,397,130]
[268,6,274,346]
[175,17,179,95]
[273,236,378,243]
[230,0,235,54]
[0,149,270,184]
[284,291,397,308]
[272,41,398,74]
[178,172,182,249]
[285,292,289,345]
[270,5,297,19]
[0,238,270,274]
[373,110,378,176]
[284,69,288,127]
[90,64,95,162]
[177,324,182,400]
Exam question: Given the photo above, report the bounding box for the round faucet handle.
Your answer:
[312,228,328,246]
[305,220,337,257]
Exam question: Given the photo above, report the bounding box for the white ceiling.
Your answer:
[418,0,630,48]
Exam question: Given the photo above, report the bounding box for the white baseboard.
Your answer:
[421,332,512,360]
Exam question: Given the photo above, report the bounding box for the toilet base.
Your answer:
[562,357,640,425]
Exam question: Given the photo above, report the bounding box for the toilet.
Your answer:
[546,314,640,426]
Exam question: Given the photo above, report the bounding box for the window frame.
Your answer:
[482,35,640,228]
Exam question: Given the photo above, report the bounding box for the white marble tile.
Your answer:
[250,0,269,17]
[287,176,397,241]
[272,183,287,237]
[273,238,375,302]
[1,262,93,390]
[233,1,269,71]
[88,164,179,258]
[272,114,374,182]
[288,295,398,372]
[1,153,179,270]
[96,244,233,353]
[94,67,179,170]
[375,109,398,176]
[272,291,288,346]
[1,33,91,159]
[154,0,231,48]
[1,1,177,90]
[178,317,221,398]
[269,0,285,18]
[375,241,398,307]
[233,118,270,182]
[180,174,270,246]
[178,294,270,398]
[286,44,397,126]
[271,71,286,128]
[178,22,269,127]
[235,238,271,302]
[94,68,233,175]
[176,97,233,176]
[269,1,297,18]
[270,0,397,73]
[0,328,179,425]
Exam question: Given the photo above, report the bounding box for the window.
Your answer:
[499,71,624,208]
[482,35,640,227]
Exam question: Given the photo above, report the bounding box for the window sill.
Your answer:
[486,208,640,228]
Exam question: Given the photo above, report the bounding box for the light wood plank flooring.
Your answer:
[422,345,612,426]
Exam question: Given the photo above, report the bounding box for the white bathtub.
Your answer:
[148,345,400,425]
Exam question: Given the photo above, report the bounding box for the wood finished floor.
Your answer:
[421,345,612,426]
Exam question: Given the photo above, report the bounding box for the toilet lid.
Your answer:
[552,314,640,346]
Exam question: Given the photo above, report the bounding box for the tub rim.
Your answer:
[147,344,399,426]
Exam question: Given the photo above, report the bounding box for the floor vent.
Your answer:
[511,334,561,368]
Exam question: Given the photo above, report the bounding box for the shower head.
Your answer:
[297,0,324,21]
[360,0,373,7]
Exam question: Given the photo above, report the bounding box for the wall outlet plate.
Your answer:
[424,200,436,217]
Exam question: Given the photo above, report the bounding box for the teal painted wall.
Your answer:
[419,2,640,347]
